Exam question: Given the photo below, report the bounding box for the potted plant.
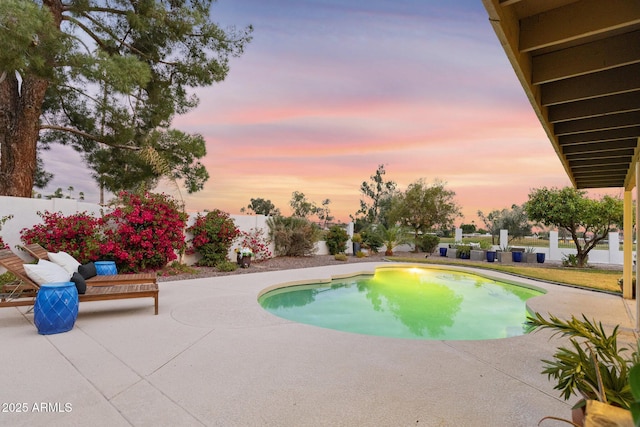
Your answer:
[235,247,253,268]
[497,245,511,262]
[524,247,538,263]
[351,232,363,256]
[511,247,525,262]
[455,244,471,260]
[527,312,638,426]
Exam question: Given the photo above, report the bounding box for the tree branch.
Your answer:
[39,125,141,151]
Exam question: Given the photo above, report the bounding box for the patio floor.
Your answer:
[0,261,636,426]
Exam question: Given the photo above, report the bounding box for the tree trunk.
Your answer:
[0,74,48,197]
[0,0,62,197]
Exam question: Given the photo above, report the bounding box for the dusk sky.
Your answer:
[41,0,605,225]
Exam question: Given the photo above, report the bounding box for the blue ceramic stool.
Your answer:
[95,261,117,275]
[34,282,79,335]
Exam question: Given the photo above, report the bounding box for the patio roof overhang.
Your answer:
[481,0,640,190]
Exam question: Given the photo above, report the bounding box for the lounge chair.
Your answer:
[20,243,157,287]
[0,249,159,314]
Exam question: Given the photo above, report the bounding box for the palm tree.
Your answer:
[372,224,412,256]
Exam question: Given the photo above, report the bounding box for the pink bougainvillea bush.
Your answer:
[187,209,239,266]
[20,211,102,262]
[20,192,187,272]
[236,228,272,261]
[101,192,187,272]
[0,214,13,250]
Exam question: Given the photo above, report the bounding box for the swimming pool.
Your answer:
[258,266,544,340]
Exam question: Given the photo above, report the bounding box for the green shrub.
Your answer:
[355,251,366,258]
[216,260,238,272]
[478,240,493,250]
[419,234,440,253]
[455,245,471,259]
[187,209,239,266]
[325,225,349,255]
[267,216,320,256]
[334,253,348,261]
[562,253,585,267]
[0,271,17,287]
[361,228,383,253]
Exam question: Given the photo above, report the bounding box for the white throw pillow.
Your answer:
[24,260,72,285]
[48,251,81,275]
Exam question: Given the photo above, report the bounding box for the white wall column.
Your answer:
[549,230,560,261]
[623,189,633,299]
[499,229,508,249]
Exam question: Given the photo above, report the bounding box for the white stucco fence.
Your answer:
[0,196,331,265]
[0,196,624,266]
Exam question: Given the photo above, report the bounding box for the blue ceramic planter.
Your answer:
[34,282,78,335]
[95,261,117,275]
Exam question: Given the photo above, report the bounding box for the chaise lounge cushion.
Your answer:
[78,262,97,280]
[48,251,81,275]
[24,259,72,285]
[70,272,87,294]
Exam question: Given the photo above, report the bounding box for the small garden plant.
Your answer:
[266,216,320,256]
[325,225,349,255]
[236,228,272,261]
[187,209,239,267]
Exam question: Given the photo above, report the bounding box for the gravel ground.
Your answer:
[157,251,623,282]
[157,253,391,282]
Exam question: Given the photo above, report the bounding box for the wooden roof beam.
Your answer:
[532,30,640,84]
[548,92,640,122]
[569,156,632,168]
[554,111,640,135]
[559,129,640,145]
[561,139,639,155]
[574,171,628,179]
[520,0,640,53]
[541,63,640,106]
[576,179,626,188]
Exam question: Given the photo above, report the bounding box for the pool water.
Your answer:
[258,267,543,340]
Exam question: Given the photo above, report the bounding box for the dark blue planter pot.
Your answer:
[95,261,117,275]
[352,242,361,255]
[460,252,470,259]
[536,253,546,263]
[512,251,523,262]
[34,282,78,335]
[486,251,496,263]
[439,247,447,257]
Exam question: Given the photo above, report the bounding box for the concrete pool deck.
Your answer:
[0,261,637,426]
